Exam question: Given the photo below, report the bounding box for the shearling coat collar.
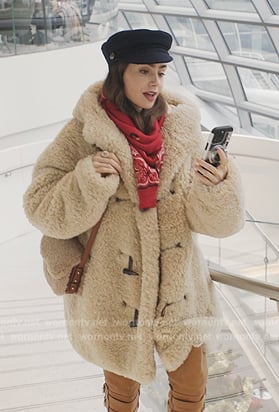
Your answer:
[73,81,201,205]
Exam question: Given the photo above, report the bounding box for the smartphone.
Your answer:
[202,125,233,167]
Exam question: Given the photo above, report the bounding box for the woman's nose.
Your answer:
[149,74,159,85]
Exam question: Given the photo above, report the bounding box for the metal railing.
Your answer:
[209,265,279,302]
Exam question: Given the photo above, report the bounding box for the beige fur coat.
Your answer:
[23,81,245,384]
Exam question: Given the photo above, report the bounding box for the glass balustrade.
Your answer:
[0,0,118,56]
[198,216,279,409]
[199,216,279,285]
[208,285,279,411]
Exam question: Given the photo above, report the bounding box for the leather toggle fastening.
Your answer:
[129,309,139,328]
[123,256,139,276]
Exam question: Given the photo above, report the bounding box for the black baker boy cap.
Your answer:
[101,29,173,66]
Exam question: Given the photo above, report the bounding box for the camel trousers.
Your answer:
[103,346,207,412]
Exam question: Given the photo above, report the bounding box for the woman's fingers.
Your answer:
[216,148,228,179]
[194,148,228,186]
[194,161,219,186]
[92,151,123,175]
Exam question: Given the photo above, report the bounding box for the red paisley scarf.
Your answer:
[101,96,165,210]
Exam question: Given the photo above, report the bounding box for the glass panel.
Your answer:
[238,67,279,109]
[121,0,142,3]
[14,0,36,49]
[213,103,240,124]
[0,0,16,56]
[0,0,40,56]
[200,219,279,283]
[251,113,279,140]
[268,0,279,14]
[205,0,256,12]
[222,104,238,115]
[217,283,279,387]
[27,0,52,53]
[167,15,215,51]
[184,56,232,96]
[82,0,118,40]
[155,0,192,6]
[122,11,156,29]
[200,220,279,388]
[0,0,119,57]
[218,22,279,63]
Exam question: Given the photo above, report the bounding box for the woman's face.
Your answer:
[123,63,167,111]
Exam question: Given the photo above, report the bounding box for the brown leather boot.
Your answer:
[103,370,140,412]
[168,391,205,412]
[167,346,207,412]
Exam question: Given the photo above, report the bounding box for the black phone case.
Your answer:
[203,125,233,167]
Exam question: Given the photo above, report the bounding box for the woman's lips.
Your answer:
[143,92,157,102]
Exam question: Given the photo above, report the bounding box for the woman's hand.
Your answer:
[194,147,228,187]
[92,151,123,177]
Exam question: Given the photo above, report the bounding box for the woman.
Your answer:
[23,29,245,412]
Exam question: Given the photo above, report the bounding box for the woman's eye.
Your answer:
[139,69,166,77]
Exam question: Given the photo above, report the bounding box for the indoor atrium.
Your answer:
[0,1,279,411]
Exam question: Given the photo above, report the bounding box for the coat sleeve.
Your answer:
[185,132,245,238]
[186,157,245,237]
[23,119,119,239]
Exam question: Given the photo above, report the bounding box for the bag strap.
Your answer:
[80,217,103,268]
[65,215,103,294]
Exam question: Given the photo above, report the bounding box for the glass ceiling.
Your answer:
[205,0,256,12]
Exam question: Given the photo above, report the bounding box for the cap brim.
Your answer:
[119,48,173,64]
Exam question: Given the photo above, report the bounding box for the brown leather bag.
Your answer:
[41,218,102,295]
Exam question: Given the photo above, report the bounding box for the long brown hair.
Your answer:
[102,62,167,134]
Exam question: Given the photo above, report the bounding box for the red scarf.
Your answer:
[101,96,165,210]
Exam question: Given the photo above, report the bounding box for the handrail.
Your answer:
[245,210,279,259]
[0,163,34,177]
[246,219,279,226]
[209,265,279,302]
